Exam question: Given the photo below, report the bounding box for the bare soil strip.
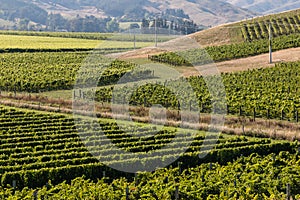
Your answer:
[180,47,300,76]
[1,94,299,141]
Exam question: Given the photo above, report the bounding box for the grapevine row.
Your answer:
[0,105,293,189]
[149,33,300,65]
[3,152,300,199]
[93,61,300,121]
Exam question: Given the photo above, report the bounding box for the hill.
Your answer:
[115,7,300,61]
[36,0,257,26]
[191,8,300,46]
[225,0,300,14]
[0,0,257,29]
[146,0,256,26]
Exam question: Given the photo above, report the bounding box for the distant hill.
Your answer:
[0,0,257,28]
[0,0,48,24]
[146,0,256,26]
[225,0,300,14]
[4,0,300,32]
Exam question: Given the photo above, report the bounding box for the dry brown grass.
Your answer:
[1,93,299,141]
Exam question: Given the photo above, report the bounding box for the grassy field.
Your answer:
[0,30,179,42]
[0,34,154,50]
[0,35,99,49]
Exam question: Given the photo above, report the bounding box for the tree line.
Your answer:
[140,17,200,35]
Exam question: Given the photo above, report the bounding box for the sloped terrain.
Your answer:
[225,0,300,14]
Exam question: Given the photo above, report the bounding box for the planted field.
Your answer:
[0,52,152,92]
[93,61,300,121]
[240,10,300,42]
[150,9,300,66]
[0,105,293,191]
[0,34,153,51]
[2,7,300,200]
[150,33,300,65]
[2,152,300,199]
[1,51,300,121]
[0,35,99,50]
[0,30,176,43]
[0,30,111,40]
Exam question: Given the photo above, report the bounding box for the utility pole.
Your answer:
[154,17,158,47]
[269,23,273,64]
[134,32,136,49]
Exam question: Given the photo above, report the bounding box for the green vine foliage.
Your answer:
[2,152,300,199]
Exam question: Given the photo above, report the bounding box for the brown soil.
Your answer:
[1,94,300,141]
[192,47,300,75]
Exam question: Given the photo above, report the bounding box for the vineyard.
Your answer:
[1,52,300,122]
[149,33,300,65]
[240,10,300,42]
[1,152,300,199]
[1,8,300,199]
[0,30,111,40]
[0,106,294,191]
[149,10,300,66]
[0,35,155,52]
[0,30,177,43]
[0,52,153,93]
[91,61,300,122]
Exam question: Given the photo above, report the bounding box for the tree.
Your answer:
[141,18,150,34]
[46,13,67,31]
[107,19,119,32]
[129,23,140,29]
[18,19,29,30]
[141,19,149,28]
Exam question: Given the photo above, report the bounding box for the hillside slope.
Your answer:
[148,0,256,26]
[6,0,257,26]
[225,0,300,14]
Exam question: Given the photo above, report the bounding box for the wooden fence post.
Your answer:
[12,180,16,194]
[33,190,38,200]
[286,183,291,200]
[135,173,139,186]
[175,185,179,200]
[178,162,182,174]
[164,176,169,184]
[126,187,129,200]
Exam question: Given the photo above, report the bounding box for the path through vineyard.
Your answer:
[1,94,300,142]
